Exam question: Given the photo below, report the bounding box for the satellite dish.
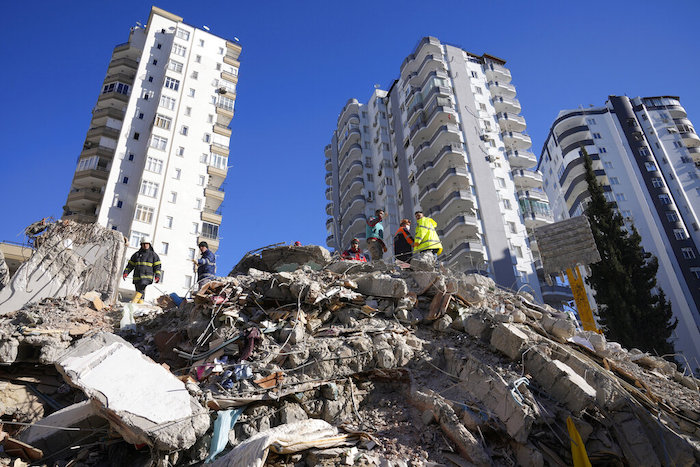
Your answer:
[374,84,381,89]
[233,36,240,42]
[203,25,210,31]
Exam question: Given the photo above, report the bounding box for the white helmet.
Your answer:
[140,236,151,245]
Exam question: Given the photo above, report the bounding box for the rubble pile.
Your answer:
[0,243,699,466]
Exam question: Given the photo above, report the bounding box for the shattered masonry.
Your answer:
[0,229,698,466]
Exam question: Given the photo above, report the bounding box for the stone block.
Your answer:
[355,274,408,298]
[411,271,444,292]
[490,323,529,361]
[433,314,453,332]
[409,253,437,271]
[261,245,331,272]
[551,360,596,413]
[465,315,492,342]
[54,332,209,451]
[550,319,576,340]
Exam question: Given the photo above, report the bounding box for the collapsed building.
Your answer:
[0,221,699,466]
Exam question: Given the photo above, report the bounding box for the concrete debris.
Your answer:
[0,241,698,466]
[0,220,127,316]
[0,250,9,291]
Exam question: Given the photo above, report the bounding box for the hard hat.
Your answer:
[140,236,151,244]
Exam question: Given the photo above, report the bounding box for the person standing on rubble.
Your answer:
[193,241,216,289]
[393,218,414,263]
[365,209,387,261]
[413,211,443,257]
[123,237,161,302]
[341,238,367,262]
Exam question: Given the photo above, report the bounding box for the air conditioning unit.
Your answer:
[485,155,495,162]
[218,87,227,94]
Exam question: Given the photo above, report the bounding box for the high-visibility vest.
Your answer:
[413,217,443,254]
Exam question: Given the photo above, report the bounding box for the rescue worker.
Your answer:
[192,241,216,289]
[123,237,161,302]
[413,211,443,257]
[365,209,387,261]
[393,218,414,262]
[341,238,367,262]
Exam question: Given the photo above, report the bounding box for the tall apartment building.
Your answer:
[538,95,700,366]
[326,37,567,304]
[62,7,240,295]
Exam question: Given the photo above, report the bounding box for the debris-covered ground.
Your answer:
[0,228,699,466]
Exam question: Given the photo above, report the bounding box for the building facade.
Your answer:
[326,37,561,302]
[62,7,240,295]
[538,95,700,366]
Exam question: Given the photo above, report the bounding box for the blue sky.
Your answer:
[1,0,699,275]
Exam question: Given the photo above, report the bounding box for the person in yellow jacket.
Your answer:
[413,211,443,256]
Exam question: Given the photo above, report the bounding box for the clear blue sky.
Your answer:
[1,0,699,275]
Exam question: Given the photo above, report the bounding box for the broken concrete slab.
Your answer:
[0,221,127,315]
[355,273,408,298]
[54,332,209,451]
[261,245,331,273]
[490,323,529,361]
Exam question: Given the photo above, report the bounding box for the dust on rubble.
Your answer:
[0,244,699,467]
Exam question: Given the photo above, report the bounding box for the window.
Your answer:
[209,153,227,169]
[219,47,224,55]
[207,114,214,123]
[470,71,478,78]
[502,199,512,209]
[188,88,196,97]
[188,248,196,260]
[203,133,211,143]
[195,55,201,63]
[644,162,657,172]
[180,125,189,136]
[622,210,632,218]
[169,192,177,203]
[666,211,679,222]
[604,161,614,169]
[658,194,671,205]
[615,193,626,202]
[198,175,205,186]
[674,229,687,240]
[199,39,205,46]
[609,177,620,185]
[191,222,199,234]
[508,221,517,234]
[147,76,153,83]
[216,63,221,71]
[143,91,150,100]
[168,60,183,73]
[497,177,506,188]
[128,153,135,161]
[474,87,482,95]
[173,168,181,180]
[157,43,161,49]
[195,198,202,209]
[134,205,154,224]
[200,153,208,164]
[122,176,129,184]
[165,216,173,228]
[159,95,176,110]
[604,192,615,202]
[116,200,123,208]
[150,135,168,150]
[138,113,144,120]
[366,173,373,181]
[172,43,187,56]
[191,71,198,79]
[651,177,664,188]
[673,141,684,149]
[176,28,190,40]
[139,180,159,198]
[133,132,140,140]
[145,156,163,173]
[102,82,130,95]
[681,247,696,259]
[164,77,180,91]
[689,173,699,180]
[154,114,172,130]
[218,96,234,111]
[598,147,607,153]
[130,231,148,248]
[586,118,596,125]
[175,146,184,157]
[202,222,218,239]
[514,246,523,258]
[592,132,602,139]
[639,148,649,157]
[160,242,169,255]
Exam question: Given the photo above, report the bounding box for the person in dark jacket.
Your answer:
[393,218,414,263]
[123,237,161,302]
[341,238,367,262]
[193,241,216,289]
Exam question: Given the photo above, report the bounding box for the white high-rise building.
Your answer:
[63,7,240,295]
[326,37,564,303]
[538,95,700,366]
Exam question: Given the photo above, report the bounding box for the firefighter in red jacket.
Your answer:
[341,238,367,262]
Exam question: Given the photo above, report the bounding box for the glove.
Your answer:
[155,276,160,283]
[123,273,127,280]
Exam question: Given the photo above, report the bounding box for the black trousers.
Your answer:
[135,283,148,299]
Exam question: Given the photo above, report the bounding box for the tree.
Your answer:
[582,148,677,357]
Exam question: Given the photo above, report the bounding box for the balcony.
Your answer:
[438,214,480,242]
[412,124,462,168]
[679,129,700,148]
[326,202,334,216]
[488,81,516,98]
[502,131,532,150]
[519,199,553,228]
[343,195,365,220]
[419,167,471,204]
[512,169,543,189]
[337,99,360,128]
[63,212,97,224]
[340,160,363,186]
[223,52,240,68]
[505,150,537,169]
[667,105,687,119]
[416,143,466,182]
[485,63,512,83]
[325,217,334,229]
[497,113,526,133]
[516,189,548,203]
[66,188,103,210]
[338,128,361,156]
[210,143,229,157]
[73,167,110,188]
[214,124,232,138]
[204,186,225,210]
[92,106,126,123]
[325,187,333,201]
[492,96,521,114]
[325,157,332,171]
[339,143,362,174]
[400,37,442,76]
[201,209,223,225]
[86,125,121,141]
[344,213,367,240]
[340,177,364,205]
[409,54,446,86]
[207,165,228,188]
[540,282,574,308]
[97,90,129,105]
[197,235,219,253]
[80,144,116,160]
[409,105,456,143]
[447,241,485,271]
[107,57,138,71]
[688,146,700,164]
[425,190,476,224]
[215,105,234,126]
[326,234,335,248]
